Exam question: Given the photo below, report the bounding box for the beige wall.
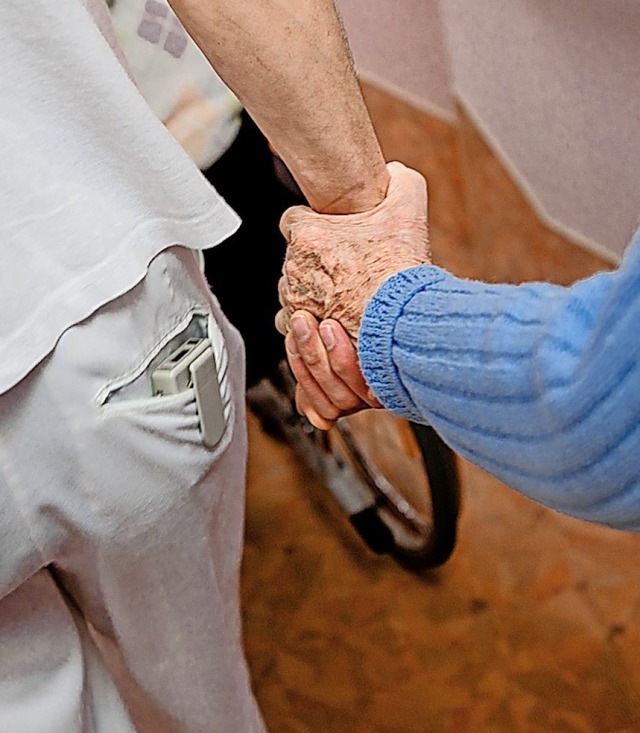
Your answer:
[337,0,640,259]
[337,0,454,119]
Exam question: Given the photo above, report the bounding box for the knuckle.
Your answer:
[321,405,341,422]
[335,394,361,412]
[330,352,357,378]
[301,351,321,368]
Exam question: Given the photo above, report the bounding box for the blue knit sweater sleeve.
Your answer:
[358,230,640,530]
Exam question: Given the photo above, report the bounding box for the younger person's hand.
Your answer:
[285,310,382,430]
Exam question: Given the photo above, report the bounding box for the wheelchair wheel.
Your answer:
[249,362,461,571]
[328,412,460,570]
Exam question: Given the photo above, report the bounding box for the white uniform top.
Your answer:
[0,0,240,394]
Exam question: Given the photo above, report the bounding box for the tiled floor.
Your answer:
[239,84,638,732]
[242,413,640,732]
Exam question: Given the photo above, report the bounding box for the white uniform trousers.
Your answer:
[0,247,266,733]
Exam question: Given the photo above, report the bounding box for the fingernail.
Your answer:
[319,323,335,350]
[291,314,310,342]
[285,333,299,357]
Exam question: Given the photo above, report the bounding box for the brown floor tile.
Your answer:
[241,415,640,732]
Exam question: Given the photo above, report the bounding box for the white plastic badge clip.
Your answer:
[151,337,225,448]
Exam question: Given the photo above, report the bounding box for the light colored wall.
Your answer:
[440,0,640,259]
[337,0,640,259]
[336,0,454,119]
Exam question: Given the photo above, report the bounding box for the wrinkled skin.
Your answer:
[285,311,379,429]
[276,161,430,340]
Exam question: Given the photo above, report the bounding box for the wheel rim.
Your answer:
[330,412,435,529]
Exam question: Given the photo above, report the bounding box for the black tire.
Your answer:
[252,363,461,571]
[328,414,461,570]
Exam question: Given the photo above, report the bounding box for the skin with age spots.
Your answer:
[277,162,431,339]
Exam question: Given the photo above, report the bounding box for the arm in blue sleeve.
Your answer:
[358,232,640,529]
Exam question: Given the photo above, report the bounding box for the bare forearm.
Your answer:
[168,0,388,213]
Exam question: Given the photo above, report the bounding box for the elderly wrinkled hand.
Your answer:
[285,310,381,430]
[275,161,430,340]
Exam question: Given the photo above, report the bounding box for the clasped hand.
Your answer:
[275,161,431,429]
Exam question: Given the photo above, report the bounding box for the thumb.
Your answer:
[384,161,428,214]
[279,204,316,241]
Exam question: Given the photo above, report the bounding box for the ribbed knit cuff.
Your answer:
[358,266,447,422]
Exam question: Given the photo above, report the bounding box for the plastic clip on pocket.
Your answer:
[151,337,225,448]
